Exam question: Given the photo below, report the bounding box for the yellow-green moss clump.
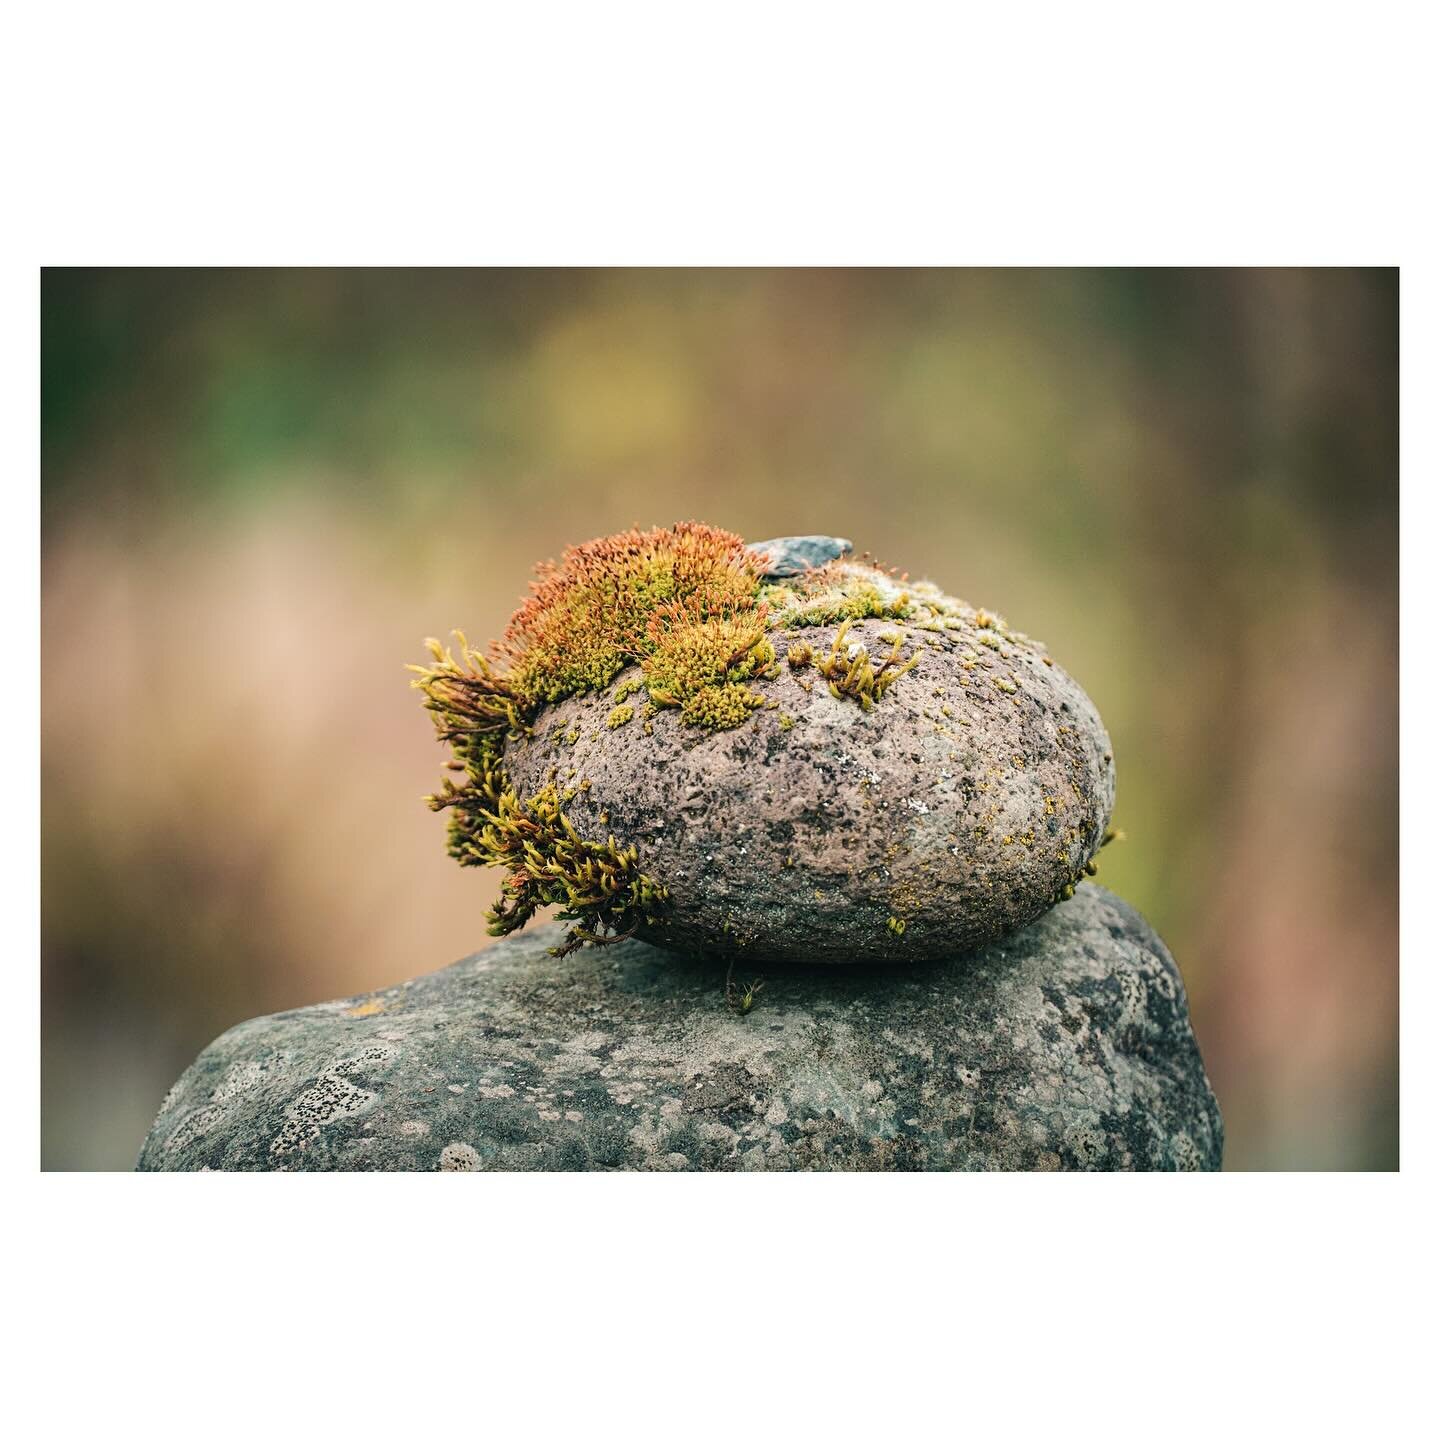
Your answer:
[815,618,921,710]
[411,632,668,955]
[643,606,777,728]
[467,783,667,955]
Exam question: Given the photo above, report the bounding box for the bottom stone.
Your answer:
[137,884,1222,1172]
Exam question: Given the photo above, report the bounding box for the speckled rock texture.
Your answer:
[137,884,1221,1172]
[503,593,1116,963]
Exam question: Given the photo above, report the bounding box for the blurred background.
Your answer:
[40,268,1397,1171]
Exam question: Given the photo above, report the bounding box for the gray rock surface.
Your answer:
[746,534,854,576]
[504,598,1115,962]
[137,885,1221,1172]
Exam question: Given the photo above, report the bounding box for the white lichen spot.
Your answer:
[270,1072,375,1156]
[210,1058,270,1106]
[267,1045,395,1156]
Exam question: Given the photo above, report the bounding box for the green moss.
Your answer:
[723,958,765,1016]
[678,683,765,729]
[410,633,666,955]
[815,619,920,710]
[606,704,635,729]
[465,783,668,954]
[642,609,777,730]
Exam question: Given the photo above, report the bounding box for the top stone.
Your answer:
[410,523,1116,963]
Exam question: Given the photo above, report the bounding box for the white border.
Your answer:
[4,5,1432,1431]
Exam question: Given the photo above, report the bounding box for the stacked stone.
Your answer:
[139,534,1221,1171]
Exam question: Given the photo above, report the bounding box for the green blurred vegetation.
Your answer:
[41,268,1397,1170]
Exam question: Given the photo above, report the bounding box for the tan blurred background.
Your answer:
[40,268,1398,1170]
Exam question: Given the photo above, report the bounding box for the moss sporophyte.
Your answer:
[410,523,930,955]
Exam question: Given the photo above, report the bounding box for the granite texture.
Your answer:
[137,884,1220,1172]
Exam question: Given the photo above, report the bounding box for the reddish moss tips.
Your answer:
[498,522,765,707]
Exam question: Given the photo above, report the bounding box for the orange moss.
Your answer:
[499,522,764,705]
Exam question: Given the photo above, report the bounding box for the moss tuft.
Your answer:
[410,525,778,953]
[642,606,777,729]
[410,634,666,955]
[465,784,668,954]
[500,522,764,705]
[765,559,913,629]
[815,619,920,710]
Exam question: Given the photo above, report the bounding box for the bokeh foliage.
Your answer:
[41,268,1397,1169]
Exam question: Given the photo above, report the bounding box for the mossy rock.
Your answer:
[411,525,1114,962]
